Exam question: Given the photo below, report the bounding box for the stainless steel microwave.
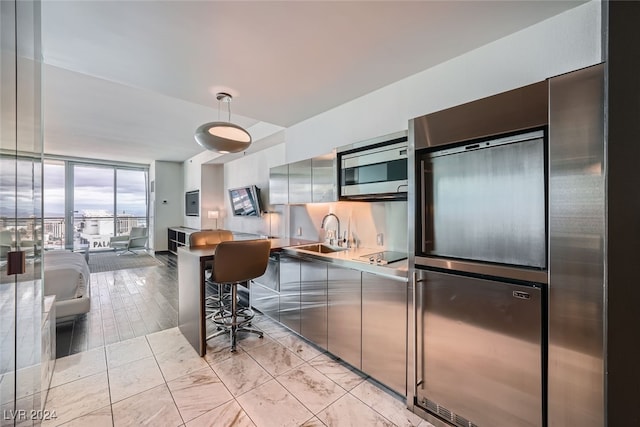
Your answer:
[338,132,408,201]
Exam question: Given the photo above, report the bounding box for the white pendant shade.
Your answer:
[208,124,251,142]
[194,92,252,154]
[195,121,252,153]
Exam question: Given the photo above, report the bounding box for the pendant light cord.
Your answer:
[216,93,233,122]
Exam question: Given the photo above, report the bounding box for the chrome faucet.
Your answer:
[320,213,341,246]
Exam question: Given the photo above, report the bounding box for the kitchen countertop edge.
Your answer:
[281,245,408,282]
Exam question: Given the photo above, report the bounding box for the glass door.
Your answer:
[115,168,148,236]
[0,0,44,421]
[71,164,115,252]
[43,160,65,250]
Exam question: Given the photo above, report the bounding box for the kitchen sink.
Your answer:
[293,243,347,253]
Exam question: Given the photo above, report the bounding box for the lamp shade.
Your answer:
[207,210,219,219]
[195,121,252,154]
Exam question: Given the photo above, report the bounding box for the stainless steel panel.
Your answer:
[415,256,548,284]
[279,255,301,333]
[417,269,542,427]
[341,180,408,197]
[327,265,362,369]
[288,159,312,204]
[407,118,418,412]
[312,153,337,202]
[251,282,279,321]
[300,258,328,349]
[362,272,407,396]
[548,64,605,427]
[178,248,206,356]
[341,141,407,167]
[255,254,280,291]
[412,80,548,150]
[421,134,546,269]
[337,130,408,153]
[269,164,289,205]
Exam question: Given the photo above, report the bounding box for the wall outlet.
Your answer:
[376,233,384,246]
[297,227,303,236]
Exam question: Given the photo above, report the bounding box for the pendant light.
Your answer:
[194,92,252,154]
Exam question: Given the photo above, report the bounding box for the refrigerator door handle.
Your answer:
[414,271,426,390]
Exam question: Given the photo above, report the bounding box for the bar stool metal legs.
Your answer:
[206,280,263,352]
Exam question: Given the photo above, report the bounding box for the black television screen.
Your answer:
[228,185,263,217]
[185,190,199,216]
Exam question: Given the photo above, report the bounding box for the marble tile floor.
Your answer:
[42,314,434,427]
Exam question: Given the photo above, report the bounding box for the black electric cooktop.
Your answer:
[357,251,407,265]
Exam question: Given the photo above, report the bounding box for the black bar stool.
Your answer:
[206,239,271,351]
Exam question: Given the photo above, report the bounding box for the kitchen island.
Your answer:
[177,237,317,356]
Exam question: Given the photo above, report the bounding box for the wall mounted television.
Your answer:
[228,185,263,217]
[185,190,199,216]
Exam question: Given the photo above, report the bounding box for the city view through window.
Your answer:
[1,158,148,254]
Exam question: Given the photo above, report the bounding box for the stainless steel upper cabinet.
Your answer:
[312,153,337,203]
[268,164,289,205]
[288,159,312,204]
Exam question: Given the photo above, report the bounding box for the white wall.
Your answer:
[285,1,602,162]
[149,160,183,251]
[278,1,602,252]
[183,155,202,229]
[180,1,602,249]
[223,144,286,236]
[200,164,224,229]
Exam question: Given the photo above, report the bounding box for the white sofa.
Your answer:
[43,251,91,321]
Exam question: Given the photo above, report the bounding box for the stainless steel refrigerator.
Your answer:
[408,64,606,427]
[413,123,548,427]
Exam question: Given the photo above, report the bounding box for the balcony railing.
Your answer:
[1,216,147,252]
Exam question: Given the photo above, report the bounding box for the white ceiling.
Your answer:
[41,0,585,164]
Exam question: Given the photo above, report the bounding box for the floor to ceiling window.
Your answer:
[42,160,65,249]
[42,159,148,252]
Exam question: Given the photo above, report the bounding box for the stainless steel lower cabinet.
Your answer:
[327,265,362,369]
[362,272,407,396]
[417,269,542,427]
[251,282,279,321]
[300,258,328,349]
[279,255,301,333]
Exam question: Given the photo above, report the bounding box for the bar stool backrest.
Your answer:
[189,230,234,248]
[212,240,271,284]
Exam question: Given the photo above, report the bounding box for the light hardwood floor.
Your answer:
[56,253,178,358]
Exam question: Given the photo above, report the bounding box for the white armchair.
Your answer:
[1,230,15,260]
[109,227,148,255]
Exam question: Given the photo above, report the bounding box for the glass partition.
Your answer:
[1,0,44,420]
